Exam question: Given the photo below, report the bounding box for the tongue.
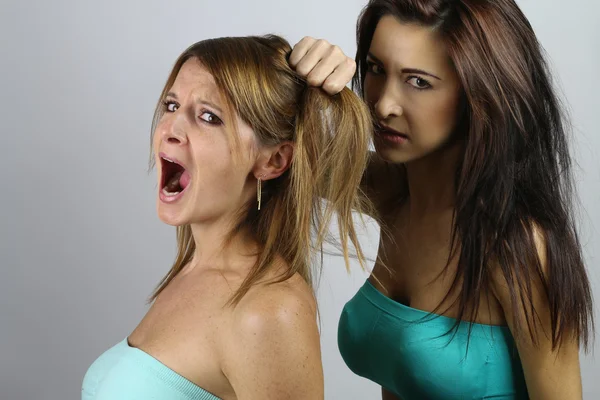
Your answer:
[179,170,191,189]
[165,171,183,192]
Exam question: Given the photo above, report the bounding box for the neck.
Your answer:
[405,140,463,216]
[188,215,258,274]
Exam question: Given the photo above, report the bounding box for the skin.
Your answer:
[288,36,356,95]
[128,59,324,400]
[291,14,582,400]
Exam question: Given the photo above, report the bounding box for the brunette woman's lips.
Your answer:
[376,125,409,144]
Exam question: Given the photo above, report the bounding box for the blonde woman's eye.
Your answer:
[199,111,222,125]
[164,101,178,112]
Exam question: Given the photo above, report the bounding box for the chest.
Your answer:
[375,209,456,306]
[127,270,238,399]
[372,208,505,325]
[133,276,226,344]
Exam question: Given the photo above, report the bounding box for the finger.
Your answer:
[293,39,332,78]
[289,36,317,68]
[322,74,349,95]
[321,58,357,94]
[305,46,351,88]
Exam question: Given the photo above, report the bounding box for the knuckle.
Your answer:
[298,36,314,45]
[296,65,310,77]
[324,80,343,93]
[288,54,299,66]
[306,73,323,87]
[315,39,329,49]
[307,77,320,87]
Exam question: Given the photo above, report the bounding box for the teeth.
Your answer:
[162,187,181,197]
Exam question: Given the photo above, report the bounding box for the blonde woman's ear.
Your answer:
[255,142,294,181]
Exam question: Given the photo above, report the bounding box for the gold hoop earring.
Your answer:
[257,176,262,211]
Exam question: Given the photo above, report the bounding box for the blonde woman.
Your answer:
[82,34,371,400]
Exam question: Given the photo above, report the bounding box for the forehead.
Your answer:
[370,15,451,71]
[170,58,222,101]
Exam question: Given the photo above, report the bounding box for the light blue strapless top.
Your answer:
[338,280,529,399]
[82,338,221,400]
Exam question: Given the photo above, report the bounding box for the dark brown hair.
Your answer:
[355,0,594,349]
[149,35,373,305]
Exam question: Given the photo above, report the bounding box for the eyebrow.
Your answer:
[367,52,442,80]
[166,91,224,114]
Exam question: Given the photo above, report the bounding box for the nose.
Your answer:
[373,80,404,121]
[160,112,188,145]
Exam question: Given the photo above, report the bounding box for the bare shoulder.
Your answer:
[221,274,323,399]
[233,274,318,337]
[488,224,582,397]
[489,223,548,303]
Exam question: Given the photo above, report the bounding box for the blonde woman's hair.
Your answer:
[149,35,373,305]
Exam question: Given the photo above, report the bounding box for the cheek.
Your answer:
[190,135,251,194]
[436,91,462,126]
[409,91,461,140]
[152,131,160,146]
[193,136,232,174]
[151,131,162,161]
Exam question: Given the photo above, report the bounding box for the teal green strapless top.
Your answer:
[82,338,220,400]
[338,280,529,399]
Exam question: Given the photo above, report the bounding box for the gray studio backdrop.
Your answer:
[1,0,598,399]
